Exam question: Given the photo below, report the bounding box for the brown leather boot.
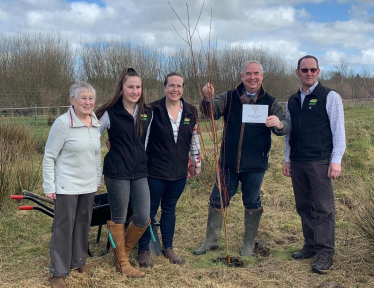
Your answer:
[107,220,145,278]
[125,220,151,257]
[163,248,185,265]
[49,277,66,288]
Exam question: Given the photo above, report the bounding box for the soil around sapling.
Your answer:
[213,256,244,267]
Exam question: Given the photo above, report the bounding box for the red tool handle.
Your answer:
[11,195,24,199]
[19,206,34,210]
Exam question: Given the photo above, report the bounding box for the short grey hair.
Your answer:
[241,60,264,74]
[69,81,96,99]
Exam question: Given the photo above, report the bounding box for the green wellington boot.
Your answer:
[240,207,263,256]
[193,206,222,255]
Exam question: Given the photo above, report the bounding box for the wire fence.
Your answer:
[0,98,373,124]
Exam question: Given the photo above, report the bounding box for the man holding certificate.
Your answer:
[194,60,290,256]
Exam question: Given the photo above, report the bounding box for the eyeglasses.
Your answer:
[77,97,95,102]
[300,68,319,73]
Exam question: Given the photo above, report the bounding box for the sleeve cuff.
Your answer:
[331,155,342,165]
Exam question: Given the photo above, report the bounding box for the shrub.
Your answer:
[0,122,42,211]
[47,115,56,126]
[354,177,374,250]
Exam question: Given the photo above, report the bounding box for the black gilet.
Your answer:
[288,82,333,162]
[222,83,276,172]
[147,97,197,180]
[103,98,152,180]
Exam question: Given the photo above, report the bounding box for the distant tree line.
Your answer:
[1,32,373,109]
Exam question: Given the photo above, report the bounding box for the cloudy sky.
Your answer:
[1,0,374,72]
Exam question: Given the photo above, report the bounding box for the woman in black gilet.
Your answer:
[137,72,201,266]
[96,68,152,278]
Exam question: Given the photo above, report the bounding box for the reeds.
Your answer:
[354,177,374,250]
[0,122,42,211]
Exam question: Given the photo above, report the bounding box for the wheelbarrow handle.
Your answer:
[19,206,33,210]
[18,206,54,218]
[12,195,54,213]
[22,190,54,205]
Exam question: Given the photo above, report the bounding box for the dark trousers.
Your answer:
[50,193,95,277]
[138,176,187,251]
[291,159,335,258]
[209,167,264,210]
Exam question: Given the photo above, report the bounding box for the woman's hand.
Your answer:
[188,160,201,178]
[193,166,201,176]
[45,193,57,200]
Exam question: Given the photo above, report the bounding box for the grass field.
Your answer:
[0,105,373,287]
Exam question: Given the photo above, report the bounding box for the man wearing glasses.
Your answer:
[282,55,346,274]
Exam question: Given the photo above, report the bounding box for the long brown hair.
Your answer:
[96,67,146,136]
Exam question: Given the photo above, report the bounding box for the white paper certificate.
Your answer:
[242,104,268,123]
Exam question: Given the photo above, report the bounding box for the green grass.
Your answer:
[0,105,374,287]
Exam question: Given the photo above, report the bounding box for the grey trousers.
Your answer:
[105,176,150,228]
[50,193,95,277]
[291,159,335,259]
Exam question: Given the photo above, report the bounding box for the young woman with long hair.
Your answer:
[96,68,152,278]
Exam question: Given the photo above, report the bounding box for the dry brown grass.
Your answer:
[1,175,373,288]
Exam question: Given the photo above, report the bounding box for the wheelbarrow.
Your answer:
[11,190,162,257]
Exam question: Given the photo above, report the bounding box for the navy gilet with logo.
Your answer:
[223,83,276,172]
[147,97,197,181]
[288,82,333,162]
[103,98,152,180]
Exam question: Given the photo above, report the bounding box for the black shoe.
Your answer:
[292,249,317,259]
[312,257,333,274]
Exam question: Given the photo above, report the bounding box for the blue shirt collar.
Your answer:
[246,91,256,97]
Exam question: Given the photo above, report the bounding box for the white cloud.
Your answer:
[324,50,346,65]
[25,2,117,29]
[0,9,7,21]
[349,49,374,65]
[0,0,374,71]
[361,49,374,62]
[25,0,60,7]
[64,2,116,25]
[296,20,374,51]
[27,11,45,26]
[297,8,311,19]
[338,0,374,4]
[70,2,102,20]
[244,6,297,30]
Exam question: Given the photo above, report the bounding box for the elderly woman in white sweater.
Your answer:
[43,82,102,288]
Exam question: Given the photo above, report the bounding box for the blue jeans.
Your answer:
[138,176,187,251]
[105,176,150,228]
[209,167,264,210]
